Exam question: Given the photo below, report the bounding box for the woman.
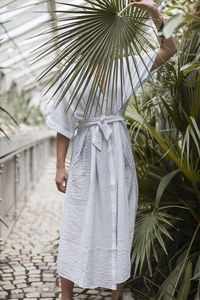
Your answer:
[46,1,177,300]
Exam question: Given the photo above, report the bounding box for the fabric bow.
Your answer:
[92,116,113,151]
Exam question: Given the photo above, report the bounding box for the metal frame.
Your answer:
[0,0,79,92]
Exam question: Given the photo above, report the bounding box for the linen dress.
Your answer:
[46,48,160,290]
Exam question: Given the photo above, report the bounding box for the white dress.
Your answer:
[46,48,160,290]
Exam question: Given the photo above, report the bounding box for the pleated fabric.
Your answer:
[46,48,160,290]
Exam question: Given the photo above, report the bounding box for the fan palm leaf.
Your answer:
[131,206,182,278]
[32,0,160,117]
[157,222,200,300]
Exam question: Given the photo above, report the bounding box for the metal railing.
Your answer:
[0,129,56,251]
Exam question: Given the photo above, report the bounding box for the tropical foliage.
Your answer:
[0,86,46,141]
[124,1,200,299]
[0,84,19,141]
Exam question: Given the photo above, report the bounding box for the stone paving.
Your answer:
[0,143,134,300]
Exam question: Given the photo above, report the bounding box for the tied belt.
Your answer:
[78,114,124,151]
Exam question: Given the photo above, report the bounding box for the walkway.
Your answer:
[0,145,134,300]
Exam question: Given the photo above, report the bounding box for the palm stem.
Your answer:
[118,2,134,17]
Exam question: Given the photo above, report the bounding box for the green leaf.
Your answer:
[155,169,180,207]
[180,62,200,76]
[163,14,186,39]
[0,217,9,228]
[191,255,200,281]
[177,260,192,300]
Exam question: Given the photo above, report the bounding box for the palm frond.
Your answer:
[32,0,160,117]
[131,207,177,277]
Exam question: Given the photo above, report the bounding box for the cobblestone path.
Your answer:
[0,149,134,300]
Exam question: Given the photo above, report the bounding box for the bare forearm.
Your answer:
[130,0,178,56]
[130,0,178,69]
[147,5,177,53]
[147,2,163,30]
[56,133,70,169]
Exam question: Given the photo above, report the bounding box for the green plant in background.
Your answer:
[0,20,46,141]
[0,86,47,141]
[124,1,200,299]
[11,91,46,126]
[0,85,19,141]
[0,103,18,141]
[0,29,19,140]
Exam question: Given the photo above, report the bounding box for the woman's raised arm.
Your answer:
[130,0,178,70]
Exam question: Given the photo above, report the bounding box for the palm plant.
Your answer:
[33,0,161,117]
[0,24,19,141]
[124,1,200,299]
[11,91,47,126]
[0,90,19,141]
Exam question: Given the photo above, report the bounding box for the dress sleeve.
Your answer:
[124,48,161,99]
[46,97,78,140]
[46,69,79,140]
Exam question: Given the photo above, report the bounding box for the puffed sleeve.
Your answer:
[46,68,81,140]
[124,48,161,99]
[46,96,78,140]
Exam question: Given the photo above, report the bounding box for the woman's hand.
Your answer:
[129,0,157,11]
[55,132,70,193]
[55,167,68,193]
[129,0,178,70]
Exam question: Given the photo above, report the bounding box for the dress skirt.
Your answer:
[56,117,138,290]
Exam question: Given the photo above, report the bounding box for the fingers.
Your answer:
[130,3,141,8]
[55,171,68,193]
[129,0,142,3]
[129,0,143,8]
[56,180,66,193]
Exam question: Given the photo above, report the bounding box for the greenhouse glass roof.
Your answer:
[0,0,165,98]
[0,0,85,94]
